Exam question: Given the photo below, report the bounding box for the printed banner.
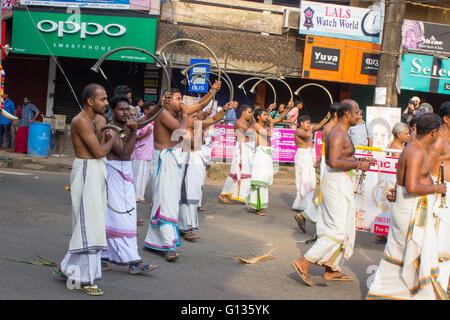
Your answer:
[402,19,450,56]
[299,1,383,44]
[354,154,398,235]
[366,106,401,150]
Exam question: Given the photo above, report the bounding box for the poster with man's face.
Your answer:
[366,107,401,150]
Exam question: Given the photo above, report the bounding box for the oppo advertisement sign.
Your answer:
[12,10,157,62]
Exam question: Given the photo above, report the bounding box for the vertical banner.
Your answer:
[355,154,398,235]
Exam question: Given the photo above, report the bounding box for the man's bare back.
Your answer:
[428,131,450,180]
[397,141,433,190]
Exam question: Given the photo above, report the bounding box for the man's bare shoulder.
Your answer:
[71,112,89,130]
[429,135,445,154]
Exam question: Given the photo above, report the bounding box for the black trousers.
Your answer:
[0,123,12,149]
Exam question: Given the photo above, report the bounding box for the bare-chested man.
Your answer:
[100,95,158,275]
[53,83,118,296]
[292,99,371,286]
[292,115,322,233]
[245,101,294,215]
[219,104,256,204]
[180,102,237,240]
[367,113,447,300]
[143,81,221,261]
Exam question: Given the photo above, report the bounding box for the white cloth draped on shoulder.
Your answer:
[221,140,254,202]
[432,180,450,261]
[179,150,206,232]
[143,148,184,252]
[245,146,273,211]
[303,166,356,272]
[292,147,318,223]
[367,186,448,300]
[59,157,108,286]
[102,160,142,265]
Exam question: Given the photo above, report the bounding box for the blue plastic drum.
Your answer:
[27,122,51,156]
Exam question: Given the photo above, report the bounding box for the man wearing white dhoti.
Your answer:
[291,99,371,286]
[292,115,324,233]
[424,102,450,292]
[245,103,293,216]
[367,113,448,300]
[219,105,255,204]
[53,84,117,296]
[143,81,222,261]
[100,95,157,275]
[179,103,236,240]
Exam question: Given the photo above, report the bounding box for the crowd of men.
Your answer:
[49,81,449,299]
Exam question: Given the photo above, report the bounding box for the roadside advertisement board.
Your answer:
[299,1,383,44]
[402,19,450,56]
[12,10,157,63]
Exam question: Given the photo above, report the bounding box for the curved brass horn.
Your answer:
[102,125,126,139]
[0,108,18,120]
[238,77,277,105]
[91,46,171,128]
[294,83,333,105]
[249,77,293,102]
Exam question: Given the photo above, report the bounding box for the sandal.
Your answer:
[136,199,147,204]
[165,251,179,262]
[291,262,313,286]
[254,210,266,216]
[80,285,104,296]
[128,262,158,275]
[294,214,306,233]
[101,261,112,271]
[324,273,353,282]
[137,218,145,226]
[184,232,200,242]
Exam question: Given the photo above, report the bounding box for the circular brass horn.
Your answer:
[102,125,126,138]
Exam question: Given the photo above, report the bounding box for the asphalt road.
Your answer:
[0,168,385,300]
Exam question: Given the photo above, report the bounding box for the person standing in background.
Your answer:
[0,93,15,151]
[14,96,39,153]
[348,110,373,150]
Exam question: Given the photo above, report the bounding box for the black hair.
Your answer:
[337,101,352,118]
[134,97,144,105]
[141,100,155,112]
[81,83,104,105]
[298,115,311,125]
[114,85,131,96]
[329,102,340,116]
[409,117,417,127]
[439,101,450,119]
[416,113,442,136]
[109,95,130,110]
[239,104,252,113]
[253,108,266,121]
[293,97,303,106]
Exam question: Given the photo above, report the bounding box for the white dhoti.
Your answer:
[60,158,107,285]
[433,181,450,261]
[132,159,152,201]
[304,166,355,272]
[221,141,254,202]
[179,150,206,232]
[101,160,141,265]
[292,147,318,223]
[245,146,273,211]
[143,148,183,252]
[367,186,448,300]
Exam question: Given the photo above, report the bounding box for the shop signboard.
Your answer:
[20,0,160,13]
[303,35,380,85]
[299,1,383,44]
[188,59,210,93]
[400,53,450,95]
[402,19,450,56]
[11,10,157,63]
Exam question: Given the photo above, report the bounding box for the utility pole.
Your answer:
[373,0,406,108]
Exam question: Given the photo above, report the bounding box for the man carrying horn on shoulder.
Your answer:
[100,95,158,275]
[52,83,118,296]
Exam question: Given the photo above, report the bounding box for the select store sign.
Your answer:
[12,10,157,62]
[401,53,450,95]
[303,36,380,85]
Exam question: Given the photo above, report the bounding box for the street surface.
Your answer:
[0,168,385,300]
